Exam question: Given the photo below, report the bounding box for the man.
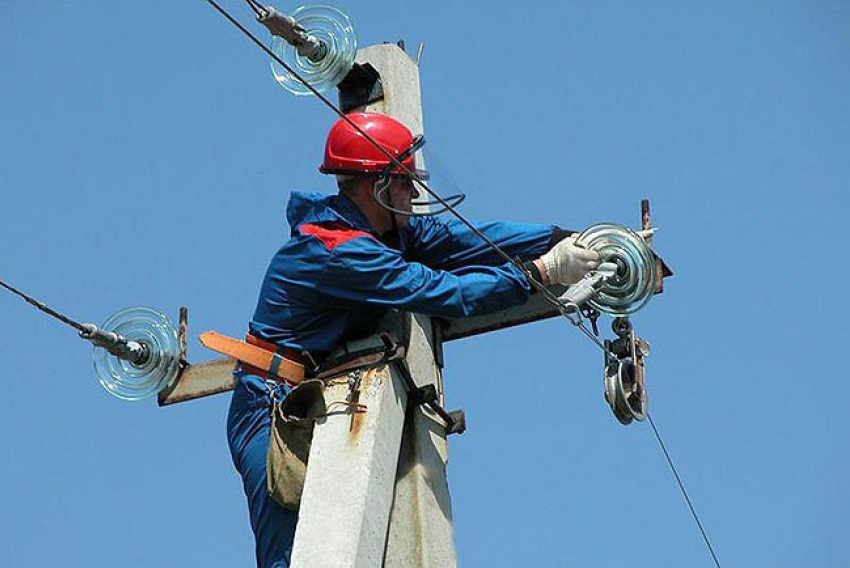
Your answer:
[226,112,600,567]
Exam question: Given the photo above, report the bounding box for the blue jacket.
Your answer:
[250,191,555,356]
[231,191,557,567]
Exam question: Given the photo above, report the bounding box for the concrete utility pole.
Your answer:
[290,42,457,568]
[157,40,593,565]
[157,35,672,568]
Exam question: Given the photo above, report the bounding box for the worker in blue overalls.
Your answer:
[227,112,600,567]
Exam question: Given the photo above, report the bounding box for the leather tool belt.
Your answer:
[198,331,306,386]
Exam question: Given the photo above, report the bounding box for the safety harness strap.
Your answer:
[199,331,306,386]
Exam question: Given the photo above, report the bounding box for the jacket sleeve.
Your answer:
[319,238,534,318]
[405,216,556,271]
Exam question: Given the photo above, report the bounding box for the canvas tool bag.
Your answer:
[267,379,326,510]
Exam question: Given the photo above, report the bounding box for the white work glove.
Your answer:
[539,237,601,285]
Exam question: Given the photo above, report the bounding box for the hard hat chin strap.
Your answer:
[372,173,466,218]
[373,175,412,218]
[371,177,402,237]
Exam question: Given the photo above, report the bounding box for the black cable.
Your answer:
[242,0,266,18]
[0,278,86,333]
[647,413,723,568]
[202,0,610,354]
[2,5,715,566]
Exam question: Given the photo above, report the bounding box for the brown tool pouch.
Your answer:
[267,379,326,510]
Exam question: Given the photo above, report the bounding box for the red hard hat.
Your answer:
[319,112,419,176]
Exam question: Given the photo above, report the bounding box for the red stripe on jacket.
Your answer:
[299,222,375,251]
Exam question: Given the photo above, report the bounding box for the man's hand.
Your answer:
[538,237,601,286]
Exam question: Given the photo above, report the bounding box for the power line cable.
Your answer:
[242,0,267,18]
[0,5,723,566]
[200,4,727,566]
[0,10,721,565]
[202,0,608,353]
[647,413,723,568]
[0,278,86,333]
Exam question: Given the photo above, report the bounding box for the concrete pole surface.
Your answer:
[290,367,408,568]
[383,316,456,568]
[290,43,457,568]
[348,43,458,568]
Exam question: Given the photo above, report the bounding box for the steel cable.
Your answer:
[198,4,724,566]
[0,278,86,333]
[203,0,612,356]
[648,413,723,568]
[242,0,267,18]
[0,5,722,566]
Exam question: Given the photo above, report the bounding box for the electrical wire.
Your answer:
[197,5,724,566]
[0,278,86,333]
[647,413,723,568]
[0,5,721,567]
[202,0,611,356]
[242,0,267,18]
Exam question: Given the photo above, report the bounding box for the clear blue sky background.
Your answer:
[1,1,847,566]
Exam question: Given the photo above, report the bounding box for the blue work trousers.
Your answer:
[227,371,297,568]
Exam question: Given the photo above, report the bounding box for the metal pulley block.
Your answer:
[561,223,657,316]
[603,317,650,425]
[262,4,358,95]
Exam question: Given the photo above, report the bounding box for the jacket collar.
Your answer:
[286,191,374,235]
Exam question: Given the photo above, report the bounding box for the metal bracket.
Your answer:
[407,384,466,435]
[337,62,384,113]
[641,199,674,294]
[157,307,194,406]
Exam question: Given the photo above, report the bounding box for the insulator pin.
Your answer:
[80,324,150,366]
[266,4,358,96]
[258,6,327,62]
[558,262,618,309]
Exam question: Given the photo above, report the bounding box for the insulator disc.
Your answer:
[93,306,180,401]
[575,223,656,316]
[270,4,357,96]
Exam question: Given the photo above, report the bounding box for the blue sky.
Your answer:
[1,1,848,566]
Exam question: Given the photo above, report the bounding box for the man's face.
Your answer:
[387,176,417,227]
